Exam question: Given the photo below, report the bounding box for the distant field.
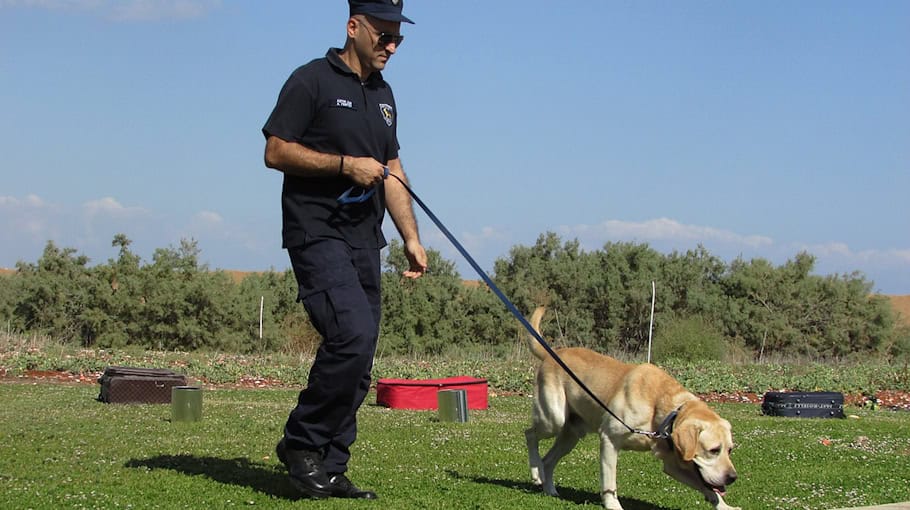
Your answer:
[891,295,910,326]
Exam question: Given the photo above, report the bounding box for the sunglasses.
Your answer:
[359,18,404,48]
[377,32,404,48]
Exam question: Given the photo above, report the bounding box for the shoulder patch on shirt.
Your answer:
[379,103,394,127]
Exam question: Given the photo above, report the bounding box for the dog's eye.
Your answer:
[709,447,722,456]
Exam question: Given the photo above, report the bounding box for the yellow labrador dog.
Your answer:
[524,307,740,510]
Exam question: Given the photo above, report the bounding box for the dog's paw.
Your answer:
[602,490,623,510]
[529,467,543,486]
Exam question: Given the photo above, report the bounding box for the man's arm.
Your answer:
[385,158,428,278]
[264,135,386,187]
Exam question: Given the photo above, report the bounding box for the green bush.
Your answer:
[0,233,903,361]
[652,315,726,363]
[888,324,910,361]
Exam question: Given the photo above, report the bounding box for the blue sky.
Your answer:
[1,1,908,293]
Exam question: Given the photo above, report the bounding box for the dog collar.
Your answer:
[656,404,684,441]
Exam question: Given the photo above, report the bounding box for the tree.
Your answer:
[235,269,307,353]
[137,239,243,350]
[13,241,105,344]
[380,240,463,355]
[493,233,602,349]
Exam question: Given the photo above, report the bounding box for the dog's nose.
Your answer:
[726,472,738,485]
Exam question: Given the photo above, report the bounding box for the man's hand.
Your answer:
[383,158,425,278]
[342,156,387,188]
[403,239,428,279]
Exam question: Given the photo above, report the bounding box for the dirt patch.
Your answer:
[224,270,249,284]
[222,270,268,284]
[886,295,910,327]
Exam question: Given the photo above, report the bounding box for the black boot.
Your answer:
[327,473,378,499]
[276,438,332,499]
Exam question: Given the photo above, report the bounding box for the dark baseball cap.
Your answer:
[349,0,414,24]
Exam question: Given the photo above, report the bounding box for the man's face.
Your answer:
[353,15,403,74]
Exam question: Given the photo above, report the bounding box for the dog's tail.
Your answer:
[526,306,549,360]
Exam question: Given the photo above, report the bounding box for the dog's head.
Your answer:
[666,403,738,497]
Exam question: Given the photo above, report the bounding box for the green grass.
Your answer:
[1,382,908,509]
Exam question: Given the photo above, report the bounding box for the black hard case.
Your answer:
[761,391,845,418]
[97,366,187,404]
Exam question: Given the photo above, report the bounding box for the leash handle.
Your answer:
[387,173,641,436]
[337,166,390,204]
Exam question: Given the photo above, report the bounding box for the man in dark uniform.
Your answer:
[261,0,427,500]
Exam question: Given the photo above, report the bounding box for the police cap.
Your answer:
[349,0,414,24]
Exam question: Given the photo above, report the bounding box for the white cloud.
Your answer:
[0,193,59,241]
[460,225,509,250]
[0,193,47,208]
[181,210,273,259]
[795,242,910,267]
[78,198,153,252]
[0,0,101,9]
[558,217,774,248]
[799,242,852,257]
[184,210,226,238]
[0,0,221,21]
[82,197,148,218]
[109,0,221,22]
[192,210,223,225]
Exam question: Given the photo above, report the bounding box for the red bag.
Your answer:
[376,376,488,410]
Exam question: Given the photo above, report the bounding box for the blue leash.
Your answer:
[339,169,661,439]
[337,167,390,205]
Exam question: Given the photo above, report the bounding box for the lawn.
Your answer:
[0,382,908,510]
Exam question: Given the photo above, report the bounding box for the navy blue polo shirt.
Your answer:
[263,48,401,249]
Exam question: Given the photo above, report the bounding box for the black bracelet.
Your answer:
[338,155,345,176]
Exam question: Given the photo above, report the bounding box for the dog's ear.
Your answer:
[672,422,701,462]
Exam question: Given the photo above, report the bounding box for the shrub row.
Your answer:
[0,233,906,361]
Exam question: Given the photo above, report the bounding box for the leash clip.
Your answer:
[337,166,390,204]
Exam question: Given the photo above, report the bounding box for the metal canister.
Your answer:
[171,386,203,422]
[437,389,469,423]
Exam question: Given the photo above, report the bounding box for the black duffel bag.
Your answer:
[761,391,845,418]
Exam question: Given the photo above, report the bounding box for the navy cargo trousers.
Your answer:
[284,237,382,475]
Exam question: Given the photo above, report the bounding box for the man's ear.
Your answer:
[672,422,701,462]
